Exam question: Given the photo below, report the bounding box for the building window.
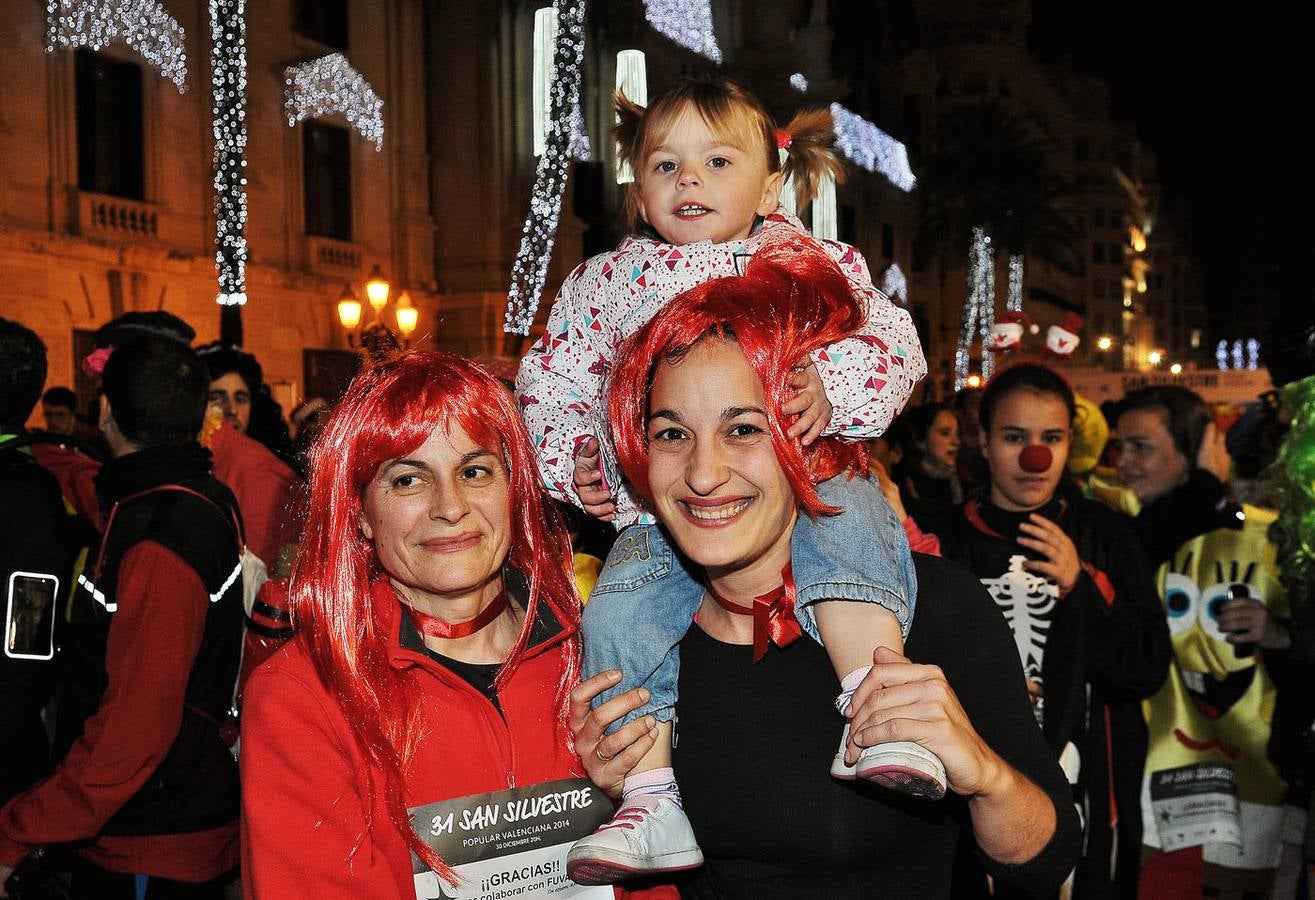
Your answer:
[296,0,348,50]
[881,223,895,260]
[1092,243,1104,263]
[1094,280,1106,300]
[303,122,352,240]
[1108,242,1121,262]
[75,50,144,199]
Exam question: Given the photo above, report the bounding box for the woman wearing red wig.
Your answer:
[577,246,1081,897]
[239,352,670,899]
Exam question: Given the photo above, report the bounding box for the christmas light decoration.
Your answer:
[643,0,721,63]
[811,172,837,240]
[1232,339,1244,372]
[1007,254,1024,313]
[789,72,808,92]
[210,0,247,306]
[829,103,915,192]
[614,49,647,184]
[505,0,586,335]
[977,232,997,381]
[46,0,188,90]
[534,8,590,160]
[1217,340,1229,371]
[956,227,994,390]
[1247,338,1260,370]
[285,53,384,151]
[880,263,907,305]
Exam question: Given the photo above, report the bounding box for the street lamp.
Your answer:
[1169,363,1183,376]
[1097,335,1113,351]
[395,291,418,343]
[965,373,982,389]
[1148,350,1162,366]
[365,265,390,314]
[336,284,363,345]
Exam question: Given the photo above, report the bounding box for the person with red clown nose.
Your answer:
[912,363,1172,900]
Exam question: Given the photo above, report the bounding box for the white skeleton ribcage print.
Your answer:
[980,554,1060,684]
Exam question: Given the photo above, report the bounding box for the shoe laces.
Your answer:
[597,805,650,832]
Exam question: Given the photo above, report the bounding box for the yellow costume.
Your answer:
[1140,505,1287,880]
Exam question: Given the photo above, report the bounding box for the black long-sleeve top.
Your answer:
[670,554,1081,900]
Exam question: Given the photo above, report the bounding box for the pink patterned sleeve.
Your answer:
[514,262,614,507]
[810,242,927,439]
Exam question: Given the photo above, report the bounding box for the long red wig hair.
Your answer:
[290,350,580,880]
[608,237,869,517]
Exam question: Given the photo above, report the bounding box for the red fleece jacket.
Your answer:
[240,581,673,899]
[0,542,239,880]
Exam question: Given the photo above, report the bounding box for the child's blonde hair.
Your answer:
[613,77,844,233]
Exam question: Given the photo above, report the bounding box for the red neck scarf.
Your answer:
[705,566,803,663]
[406,588,508,640]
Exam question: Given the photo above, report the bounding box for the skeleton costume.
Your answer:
[920,484,1171,899]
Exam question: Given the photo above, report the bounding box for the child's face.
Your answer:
[636,105,781,245]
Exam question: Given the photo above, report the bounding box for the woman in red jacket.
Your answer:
[240,352,664,899]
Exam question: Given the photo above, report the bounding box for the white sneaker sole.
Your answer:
[855,741,947,800]
[567,844,705,885]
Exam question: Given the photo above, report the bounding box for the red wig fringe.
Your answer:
[608,237,869,517]
[289,350,580,882]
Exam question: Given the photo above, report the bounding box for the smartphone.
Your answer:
[5,571,59,661]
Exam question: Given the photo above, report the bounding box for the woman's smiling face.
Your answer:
[645,338,797,585]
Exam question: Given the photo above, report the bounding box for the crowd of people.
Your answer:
[0,75,1310,900]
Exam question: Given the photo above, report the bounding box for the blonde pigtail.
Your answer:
[612,91,647,229]
[780,108,845,211]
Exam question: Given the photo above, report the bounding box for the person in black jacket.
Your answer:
[0,319,81,810]
[0,335,244,898]
[918,363,1172,900]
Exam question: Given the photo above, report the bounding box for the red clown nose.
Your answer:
[1018,444,1053,473]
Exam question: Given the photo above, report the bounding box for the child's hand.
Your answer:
[783,359,832,446]
[573,436,618,521]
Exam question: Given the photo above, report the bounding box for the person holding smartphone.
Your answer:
[0,318,80,812]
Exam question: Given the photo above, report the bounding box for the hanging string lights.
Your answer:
[880,263,908,306]
[210,0,247,306]
[284,53,384,150]
[956,227,995,389]
[1007,254,1024,313]
[829,103,916,192]
[46,0,188,91]
[642,0,721,62]
[504,0,586,336]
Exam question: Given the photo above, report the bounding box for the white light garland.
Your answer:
[285,53,384,151]
[614,49,647,184]
[1247,338,1260,370]
[1231,339,1244,372]
[880,263,908,305]
[956,227,994,390]
[1007,254,1024,313]
[789,72,809,93]
[643,0,721,63]
[977,232,997,381]
[534,8,590,161]
[829,103,916,192]
[505,0,586,336]
[210,0,247,306]
[1216,340,1229,371]
[47,0,187,91]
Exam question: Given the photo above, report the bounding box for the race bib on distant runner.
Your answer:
[410,778,613,900]
[1149,763,1243,853]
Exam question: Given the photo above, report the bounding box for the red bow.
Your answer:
[707,566,803,662]
[774,129,793,150]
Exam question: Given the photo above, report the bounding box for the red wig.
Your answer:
[608,237,869,517]
[290,350,580,880]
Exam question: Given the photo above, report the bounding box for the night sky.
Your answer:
[1029,1,1290,340]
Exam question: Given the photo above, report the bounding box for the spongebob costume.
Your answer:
[1140,504,1288,895]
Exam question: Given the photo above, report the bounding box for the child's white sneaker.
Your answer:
[566,795,704,884]
[831,724,948,800]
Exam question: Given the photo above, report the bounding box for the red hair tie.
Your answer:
[775,129,793,150]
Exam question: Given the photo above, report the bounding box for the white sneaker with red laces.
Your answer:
[830,723,948,800]
[566,795,704,885]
